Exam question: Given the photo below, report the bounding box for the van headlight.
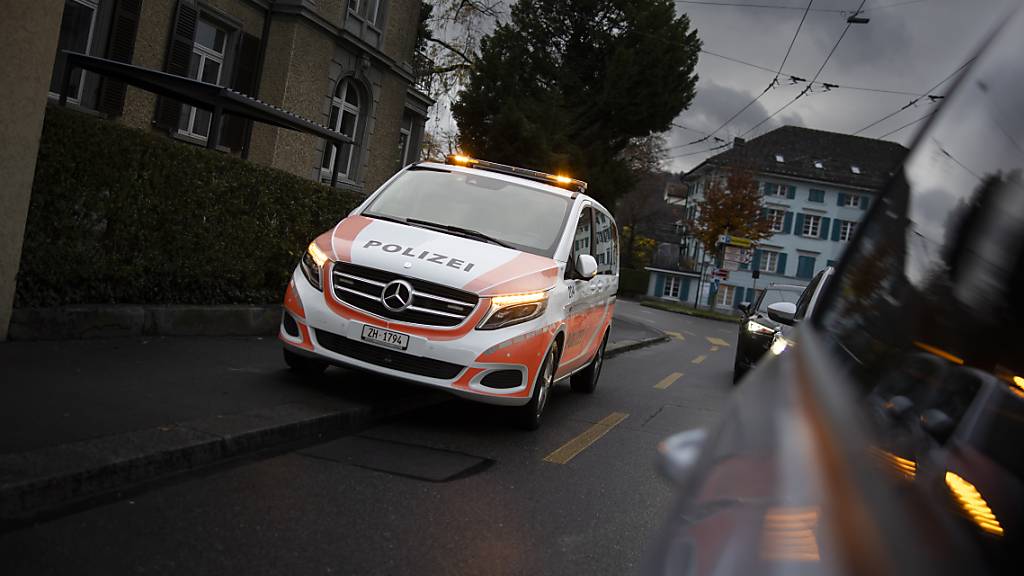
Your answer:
[478,291,549,330]
[299,241,329,291]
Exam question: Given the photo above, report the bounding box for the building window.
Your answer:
[814,160,824,169]
[322,79,362,182]
[350,0,383,25]
[763,183,789,197]
[716,284,736,307]
[178,17,228,141]
[760,251,780,273]
[802,214,821,237]
[851,165,861,174]
[775,153,785,162]
[839,220,857,242]
[397,111,413,169]
[663,275,681,298]
[766,208,785,232]
[49,0,99,103]
[842,193,861,207]
[808,189,825,203]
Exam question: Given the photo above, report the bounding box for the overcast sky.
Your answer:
[430,0,1019,173]
[664,0,1017,172]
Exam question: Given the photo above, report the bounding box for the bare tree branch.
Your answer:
[425,36,475,65]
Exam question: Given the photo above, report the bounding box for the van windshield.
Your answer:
[363,169,573,258]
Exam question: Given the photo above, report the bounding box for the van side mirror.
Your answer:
[739,301,752,315]
[767,301,797,325]
[576,254,598,279]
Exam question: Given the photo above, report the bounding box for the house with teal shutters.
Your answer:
[649,125,907,310]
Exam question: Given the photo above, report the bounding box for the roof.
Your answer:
[686,126,908,190]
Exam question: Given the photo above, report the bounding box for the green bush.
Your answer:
[618,268,650,296]
[15,105,359,306]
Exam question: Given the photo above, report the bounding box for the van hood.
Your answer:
[315,215,561,297]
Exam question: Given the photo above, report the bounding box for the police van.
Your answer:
[279,155,619,428]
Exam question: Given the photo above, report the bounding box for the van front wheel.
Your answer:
[571,332,607,394]
[515,342,559,430]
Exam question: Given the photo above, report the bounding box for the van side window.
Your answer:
[795,270,824,320]
[594,210,616,275]
[570,207,594,276]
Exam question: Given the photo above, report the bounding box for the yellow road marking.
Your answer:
[706,337,730,347]
[692,354,707,364]
[655,372,683,390]
[665,331,685,341]
[543,412,629,464]
[710,345,720,352]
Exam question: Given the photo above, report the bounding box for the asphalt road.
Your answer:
[1,300,740,576]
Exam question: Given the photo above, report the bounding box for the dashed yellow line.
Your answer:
[706,337,731,347]
[655,372,683,390]
[665,330,685,341]
[543,412,629,464]
[692,354,707,365]
[710,345,720,352]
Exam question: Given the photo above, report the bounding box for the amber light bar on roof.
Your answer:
[445,154,588,193]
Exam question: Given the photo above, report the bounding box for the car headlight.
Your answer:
[770,334,790,355]
[478,291,549,330]
[299,241,329,291]
[746,319,776,335]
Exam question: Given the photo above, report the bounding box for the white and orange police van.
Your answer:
[279,155,619,428]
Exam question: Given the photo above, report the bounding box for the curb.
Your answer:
[606,334,671,358]
[638,302,742,324]
[9,305,282,340]
[0,390,446,525]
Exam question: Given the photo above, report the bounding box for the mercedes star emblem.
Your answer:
[381,280,414,312]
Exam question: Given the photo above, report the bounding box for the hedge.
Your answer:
[618,268,650,296]
[15,105,359,306]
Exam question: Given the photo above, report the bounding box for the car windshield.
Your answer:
[362,168,572,257]
[756,287,802,313]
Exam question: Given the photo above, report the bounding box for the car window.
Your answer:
[569,206,594,276]
[755,287,802,313]
[593,209,617,275]
[818,15,1024,566]
[794,270,823,320]
[363,169,572,257]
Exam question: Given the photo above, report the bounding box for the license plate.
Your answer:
[360,325,409,350]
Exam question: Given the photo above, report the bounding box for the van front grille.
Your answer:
[331,262,479,327]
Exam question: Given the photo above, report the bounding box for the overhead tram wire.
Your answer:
[665,0,816,152]
[675,0,929,12]
[877,110,935,139]
[853,58,974,135]
[699,48,945,98]
[739,0,868,139]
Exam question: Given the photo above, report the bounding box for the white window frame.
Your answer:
[802,214,821,237]
[839,220,857,242]
[350,0,382,25]
[321,79,361,183]
[766,208,785,233]
[842,193,861,207]
[765,183,788,198]
[715,284,736,308]
[49,0,99,104]
[179,17,228,141]
[760,251,780,273]
[663,275,681,299]
[397,112,412,168]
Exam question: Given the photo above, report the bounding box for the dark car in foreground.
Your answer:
[733,284,803,382]
[645,6,1024,575]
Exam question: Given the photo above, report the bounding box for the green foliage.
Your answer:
[16,105,358,307]
[452,0,700,206]
[641,299,740,323]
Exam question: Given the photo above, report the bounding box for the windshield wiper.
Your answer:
[363,212,408,225]
[405,218,511,248]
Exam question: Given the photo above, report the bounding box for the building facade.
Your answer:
[47,0,431,194]
[647,126,907,310]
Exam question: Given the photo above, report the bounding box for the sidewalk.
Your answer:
[0,315,665,522]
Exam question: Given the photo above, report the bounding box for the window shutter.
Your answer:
[860,195,870,210]
[777,253,788,276]
[681,278,690,301]
[734,288,742,308]
[794,213,805,236]
[747,287,757,304]
[819,217,830,239]
[654,274,665,297]
[782,211,793,234]
[153,0,199,131]
[751,248,762,271]
[837,192,847,206]
[831,220,842,241]
[786,185,796,199]
[221,32,262,151]
[96,0,142,117]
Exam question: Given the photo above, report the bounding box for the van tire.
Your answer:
[571,332,607,394]
[516,342,559,430]
[283,348,327,377]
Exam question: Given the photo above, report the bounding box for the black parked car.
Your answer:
[645,5,1024,575]
[733,284,803,382]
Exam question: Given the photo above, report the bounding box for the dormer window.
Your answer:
[851,165,861,174]
[775,154,785,162]
[814,160,824,169]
